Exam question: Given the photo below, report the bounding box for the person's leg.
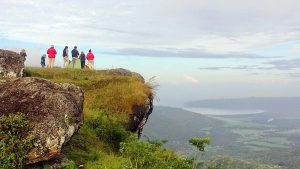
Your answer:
[47,58,51,68]
[81,61,84,69]
[52,58,55,68]
[91,60,94,69]
[72,57,76,68]
[64,57,68,68]
[49,58,54,68]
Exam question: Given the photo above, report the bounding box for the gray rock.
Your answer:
[105,68,145,83]
[0,49,24,77]
[0,77,84,164]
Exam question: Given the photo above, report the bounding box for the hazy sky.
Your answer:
[1,0,300,106]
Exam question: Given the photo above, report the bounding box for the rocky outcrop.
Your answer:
[0,77,84,164]
[105,68,154,138]
[0,49,24,77]
[129,94,154,138]
[105,68,145,83]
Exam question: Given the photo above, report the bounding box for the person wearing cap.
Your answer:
[86,49,95,69]
[47,45,57,68]
[79,51,86,69]
[71,46,79,68]
[62,46,69,68]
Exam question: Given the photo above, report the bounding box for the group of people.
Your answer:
[41,45,95,69]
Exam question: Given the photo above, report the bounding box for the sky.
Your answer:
[1,0,300,107]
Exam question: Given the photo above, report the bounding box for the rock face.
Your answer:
[0,77,84,164]
[0,49,24,77]
[129,94,154,138]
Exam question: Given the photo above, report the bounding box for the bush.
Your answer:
[61,160,77,169]
[120,136,193,169]
[0,113,35,169]
[86,111,129,150]
[189,137,211,152]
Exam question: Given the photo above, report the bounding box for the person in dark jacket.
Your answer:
[20,49,27,61]
[41,54,46,68]
[71,46,79,68]
[79,51,86,69]
[63,46,69,68]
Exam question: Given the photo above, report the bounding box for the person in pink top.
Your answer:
[47,45,57,68]
[86,49,95,69]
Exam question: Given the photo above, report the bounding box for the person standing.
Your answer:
[47,45,57,68]
[79,51,86,69]
[20,49,27,61]
[41,54,46,68]
[86,49,95,69]
[63,46,69,68]
[71,46,79,68]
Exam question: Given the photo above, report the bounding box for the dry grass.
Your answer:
[24,67,152,115]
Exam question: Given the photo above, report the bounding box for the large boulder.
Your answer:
[0,49,24,77]
[0,77,84,164]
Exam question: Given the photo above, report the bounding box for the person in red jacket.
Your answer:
[86,49,95,69]
[47,45,57,68]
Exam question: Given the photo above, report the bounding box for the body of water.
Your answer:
[183,107,264,115]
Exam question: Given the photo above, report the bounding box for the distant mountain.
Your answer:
[185,97,300,115]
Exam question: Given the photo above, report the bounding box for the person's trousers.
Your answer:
[64,56,69,68]
[88,60,94,69]
[81,61,85,69]
[72,57,77,68]
[48,58,55,68]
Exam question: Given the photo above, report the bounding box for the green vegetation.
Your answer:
[206,156,282,169]
[61,161,77,169]
[120,136,193,169]
[0,113,35,169]
[189,137,211,152]
[142,106,300,168]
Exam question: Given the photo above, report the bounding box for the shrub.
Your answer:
[120,136,193,169]
[0,113,35,169]
[86,111,129,150]
[61,160,77,169]
[189,137,211,152]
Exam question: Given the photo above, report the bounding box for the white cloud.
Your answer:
[183,74,199,84]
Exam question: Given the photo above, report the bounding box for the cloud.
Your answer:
[289,73,300,78]
[199,65,275,70]
[1,0,300,52]
[183,75,199,84]
[105,48,281,59]
[265,59,300,70]
[199,59,300,71]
